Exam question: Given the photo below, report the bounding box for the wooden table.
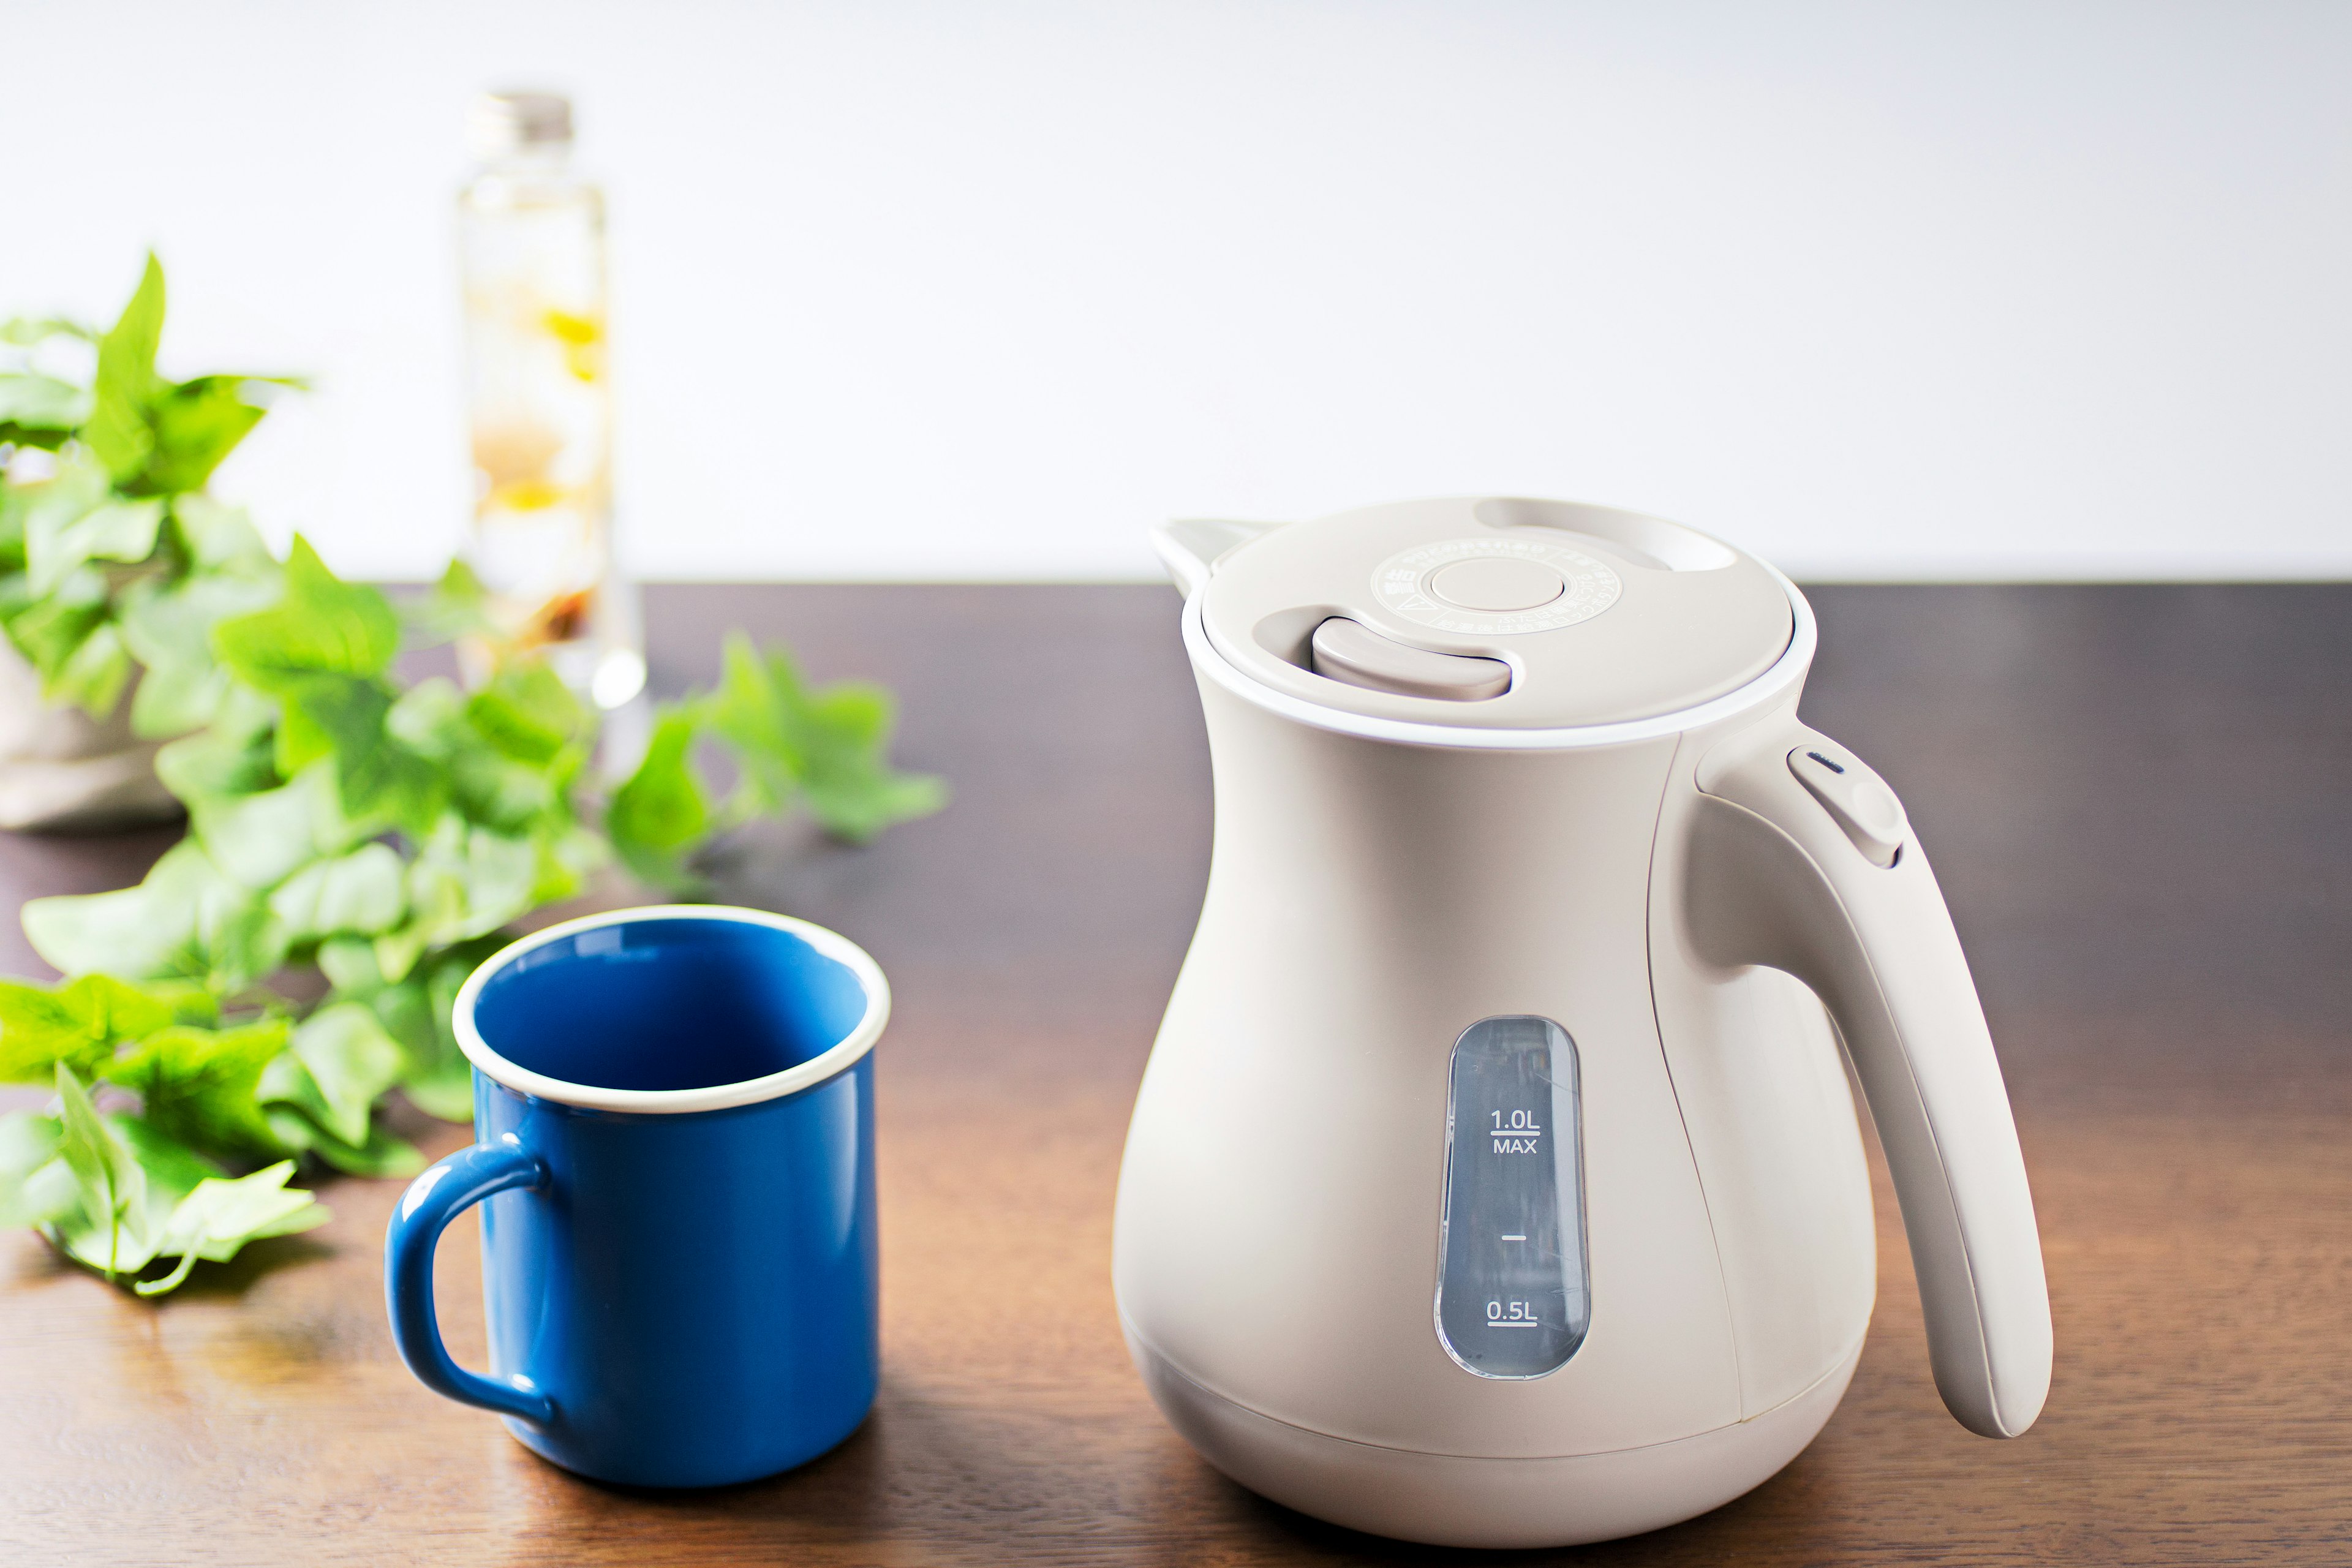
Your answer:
[2,584,2346,1565]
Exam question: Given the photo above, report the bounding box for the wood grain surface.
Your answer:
[1,584,2345,1565]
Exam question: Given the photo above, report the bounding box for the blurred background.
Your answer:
[4,0,2346,583]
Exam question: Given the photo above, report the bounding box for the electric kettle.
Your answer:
[1112,497,2051,1548]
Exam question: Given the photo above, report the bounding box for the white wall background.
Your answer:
[4,1,2347,582]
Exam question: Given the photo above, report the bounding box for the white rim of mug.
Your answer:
[1185,563,1818,751]
[452,905,892,1115]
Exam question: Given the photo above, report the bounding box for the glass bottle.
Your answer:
[456,90,646,715]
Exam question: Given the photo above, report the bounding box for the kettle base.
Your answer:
[1128,1332,1861,1548]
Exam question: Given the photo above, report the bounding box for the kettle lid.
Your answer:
[1188,497,1796,730]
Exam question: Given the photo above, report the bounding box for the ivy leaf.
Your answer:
[459,747,569,838]
[0,315,96,345]
[111,1113,221,1200]
[170,494,277,572]
[702,633,945,843]
[412,940,498,1121]
[134,1159,326,1297]
[23,839,287,995]
[27,497,165,598]
[322,935,489,1123]
[380,816,535,975]
[2,453,160,717]
[61,973,182,1039]
[28,846,222,982]
[153,690,278,803]
[56,1113,234,1287]
[118,570,284,740]
[1,564,109,690]
[47,620,132,719]
[298,679,445,832]
[527,820,603,908]
[268,842,406,942]
[390,662,586,813]
[383,677,468,759]
[467,658,589,767]
[17,1096,326,1298]
[271,1002,405,1148]
[399,1047,475,1122]
[103,1019,293,1162]
[390,676,561,834]
[259,1104,422,1178]
[699,635,797,815]
[0,489,26,576]
[0,973,175,1082]
[246,659,445,835]
[368,927,430,991]
[14,451,108,592]
[314,935,384,997]
[191,761,356,889]
[793,684,945,842]
[0,317,91,451]
[451,819,538,935]
[48,1064,156,1280]
[198,905,290,997]
[21,854,208,981]
[605,709,710,891]
[0,372,91,439]
[288,1114,423,1178]
[399,558,495,649]
[213,535,400,688]
[0,1111,75,1229]
[83,254,165,488]
[140,375,271,496]
[362,976,457,1113]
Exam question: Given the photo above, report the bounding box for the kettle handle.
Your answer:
[1684,717,2052,1439]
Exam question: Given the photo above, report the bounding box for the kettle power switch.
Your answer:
[1787,745,1908,867]
[1309,617,1512,701]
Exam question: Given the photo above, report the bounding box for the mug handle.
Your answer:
[383,1136,557,1425]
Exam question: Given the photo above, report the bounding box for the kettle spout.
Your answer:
[1150,518,1283,598]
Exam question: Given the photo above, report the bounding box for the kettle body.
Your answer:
[1113,499,2051,1548]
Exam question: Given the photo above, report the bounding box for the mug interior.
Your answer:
[470,916,871,1093]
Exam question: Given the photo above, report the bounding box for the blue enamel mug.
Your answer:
[384,906,886,1488]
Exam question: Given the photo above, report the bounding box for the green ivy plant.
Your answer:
[0,257,943,1294]
[0,255,294,723]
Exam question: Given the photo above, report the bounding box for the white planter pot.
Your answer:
[0,639,179,831]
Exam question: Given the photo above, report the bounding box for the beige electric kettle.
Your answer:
[1112,497,2051,1548]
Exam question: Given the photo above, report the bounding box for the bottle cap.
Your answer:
[469,91,573,160]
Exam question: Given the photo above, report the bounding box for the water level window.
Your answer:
[1434,1015,1590,1378]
